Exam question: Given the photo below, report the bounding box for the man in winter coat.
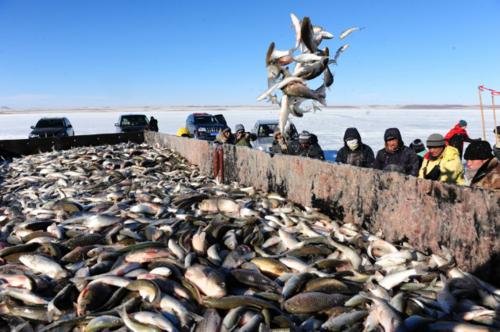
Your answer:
[463,140,500,190]
[335,127,374,167]
[444,120,480,159]
[296,131,325,160]
[215,128,235,144]
[149,116,159,132]
[373,128,420,176]
[418,133,464,185]
[233,124,256,147]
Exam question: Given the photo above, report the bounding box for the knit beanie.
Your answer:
[458,120,467,127]
[410,139,425,153]
[464,140,493,160]
[234,124,245,133]
[298,131,312,144]
[426,133,445,148]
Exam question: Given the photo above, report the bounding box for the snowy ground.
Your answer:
[0,106,497,152]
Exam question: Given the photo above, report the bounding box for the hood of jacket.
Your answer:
[343,127,362,146]
[384,128,404,148]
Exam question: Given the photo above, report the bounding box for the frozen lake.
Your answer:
[0,107,497,152]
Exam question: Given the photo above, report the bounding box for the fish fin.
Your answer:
[266,42,275,66]
[324,66,334,88]
[300,17,316,53]
[315,85,327,106]
[312,103,322,113]
[290,13,302,49]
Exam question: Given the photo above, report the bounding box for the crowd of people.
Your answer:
[180,120,499,191]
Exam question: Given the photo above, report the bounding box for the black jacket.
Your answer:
[373,128,420,176]
[149,118,159,132]
[335,128,375,167]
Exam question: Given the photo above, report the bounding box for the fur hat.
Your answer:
[464,140,493,160]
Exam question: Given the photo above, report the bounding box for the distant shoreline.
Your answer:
[0,104,490,115]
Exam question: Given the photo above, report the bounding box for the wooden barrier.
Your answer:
[145,132,500,285]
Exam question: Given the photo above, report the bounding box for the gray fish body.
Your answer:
[284,292,348,314]
[282,82,326,105]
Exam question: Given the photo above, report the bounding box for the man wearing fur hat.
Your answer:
[463,140,500,190]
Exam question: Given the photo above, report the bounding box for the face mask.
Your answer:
[346,139,359,151]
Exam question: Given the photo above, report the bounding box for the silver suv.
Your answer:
[251,120,280,152]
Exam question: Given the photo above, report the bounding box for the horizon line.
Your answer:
[0,103,493,112]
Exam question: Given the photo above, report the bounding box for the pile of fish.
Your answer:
[258,14,362,133]
[0,143,499,331]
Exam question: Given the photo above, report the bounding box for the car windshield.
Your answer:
[194,116,219,125]
[121,115,148,126]
[258,124,278,137]
[36,119,64,128]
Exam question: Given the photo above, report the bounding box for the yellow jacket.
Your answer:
[418,146,465,185]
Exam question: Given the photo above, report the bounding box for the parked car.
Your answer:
[115,114,150,133]
[186,113,227,141]
[29,117,74,139]
[251,120,280,152]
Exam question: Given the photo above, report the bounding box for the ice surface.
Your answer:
[0,107,497,152]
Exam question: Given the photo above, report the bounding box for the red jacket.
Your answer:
[445,124,470,143]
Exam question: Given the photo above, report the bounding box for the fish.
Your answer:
[331,43,350,65]
[19,254,68,280]
[339,26,364,40]
[300,17,317,53]
[84,315,123,332]
[120,308,161,332]
[185,264,227,298]
[257,76,304,102]
[131,311,178,332]
[281,81,326,105]
[0,142,497,331]
[284,292,349,313]
[321,310,368,331]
